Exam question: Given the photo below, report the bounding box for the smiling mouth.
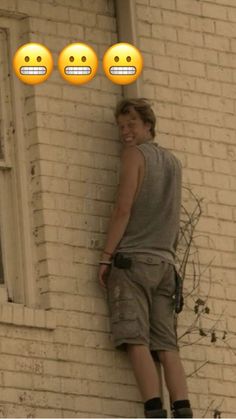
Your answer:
[65,66,91,75]
[110,66,136,75]
[20,66,47,75]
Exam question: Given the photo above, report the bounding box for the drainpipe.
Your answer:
[114,0,142,98]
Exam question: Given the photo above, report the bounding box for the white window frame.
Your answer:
[0,15,36,307]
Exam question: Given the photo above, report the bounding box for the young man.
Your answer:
[98,98,193,418]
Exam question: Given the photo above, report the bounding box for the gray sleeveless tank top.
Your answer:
[116,141,182,265]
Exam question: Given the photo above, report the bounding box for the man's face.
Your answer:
[117,107,151,147]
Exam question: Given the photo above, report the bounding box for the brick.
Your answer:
[176,0,201,15]
[37,113,66,131]
[187,155,213,171]
[152,25,177,41]
[211,127,236,145]
[219,220,236,236]
[201,141,228,159]
[208,204,233,221]
[79,0,114,14]
[208,96,234,114]
[29,18,57,35]
[169,74,195,91]
[196,362,223,380]
[198,108,223,127]
[207,65,233,83]
[4,371,33,388]
[178,29,204,47]
[229,175,236,190]
[216,21,236,37]
[202,3,228,20]
[166,42,192,59]
[0,0,16,10]
[153,55,179,72]
[143,68,169,86]
[70,24,84,39]
[0,304,13,324]
[137,5,162,24]
[96,15,116,32]
[140,37,165,54]
[137,21,151,37]
[17,0,40,16]
[184,121,210,140]
[162,10,189,28]
[85,27,111,44]
[12,304,24,325]
[33,374,61,392]
[182,91,208,109]
[75,396,102,413]
[203,172,230,189]
[190,16,215,33]
[204,34,230,52]
[214,159,232,174]
[41,3,69,21]
[227,6,236,22]
[192,47,218,65]
[150,0,176,9]
[179,60,205,77]
[196,77,222,96]
[172,105,198,123]
[221,252,236,269]
[155,86,181,104]
[46,312,56,329]
[158,119,184,136]
[209,379,236,397]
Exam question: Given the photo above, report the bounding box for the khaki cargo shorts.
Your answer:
[106,252,178,352]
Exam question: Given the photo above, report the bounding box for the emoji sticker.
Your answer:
[103,43,143,85]
[13,43,53,85]
[58,43,98,85]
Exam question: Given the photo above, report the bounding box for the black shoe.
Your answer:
[173,407,193,418]
[145,408,168,418]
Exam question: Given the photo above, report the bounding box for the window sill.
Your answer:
[0,303,56,330]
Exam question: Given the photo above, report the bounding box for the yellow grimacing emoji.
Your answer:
[103,43,143,85]
[58,43,98,85]
[13,43,53,85]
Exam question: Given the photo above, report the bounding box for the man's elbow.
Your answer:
[113,205,131,217]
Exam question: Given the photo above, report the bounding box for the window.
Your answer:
[0,21,36,307]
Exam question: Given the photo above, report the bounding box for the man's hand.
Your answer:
[98,263,112,289]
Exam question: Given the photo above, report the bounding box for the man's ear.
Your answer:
[145,122,152,133]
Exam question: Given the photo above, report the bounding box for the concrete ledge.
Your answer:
[0,303,56,330]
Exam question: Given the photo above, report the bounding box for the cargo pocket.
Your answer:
[111,308,141,339]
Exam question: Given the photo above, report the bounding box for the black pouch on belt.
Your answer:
[113,253,132,269]
[174,268,184,314]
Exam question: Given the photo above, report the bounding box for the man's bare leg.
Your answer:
[157,350,193,417]
[126,344,162,401]
[157,350,188,402]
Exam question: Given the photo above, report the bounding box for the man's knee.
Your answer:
[157,349,179,364]
[126,343,148,354]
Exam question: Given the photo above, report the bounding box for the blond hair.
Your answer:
[115,98,156,139]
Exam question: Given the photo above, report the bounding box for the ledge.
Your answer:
[0,303,56,330]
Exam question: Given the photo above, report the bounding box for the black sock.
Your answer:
[173,400,191,410]
[145,397,162,411]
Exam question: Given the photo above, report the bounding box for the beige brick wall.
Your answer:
[139,0,236,417]
[0,0,235,417]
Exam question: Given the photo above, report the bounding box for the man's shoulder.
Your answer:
[121,145,144,163]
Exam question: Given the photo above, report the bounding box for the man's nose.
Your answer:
[122,126,131,136]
